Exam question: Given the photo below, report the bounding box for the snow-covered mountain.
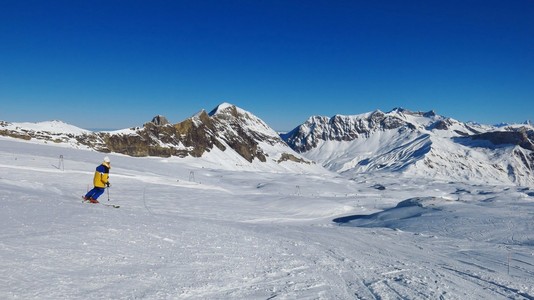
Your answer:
[2,105,533,185]
[281,108,534,186]
[0,103,315,173]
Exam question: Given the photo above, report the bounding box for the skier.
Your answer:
[83,156,111,204]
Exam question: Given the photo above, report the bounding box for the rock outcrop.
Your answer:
[0,104,312,167]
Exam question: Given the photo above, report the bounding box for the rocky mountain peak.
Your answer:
[388,107,436,118]
[150,115,170,126]
[208,102,242,117]
[423,110,437,118]
[282,109,417,153]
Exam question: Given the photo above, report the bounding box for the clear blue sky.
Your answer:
[1,0,533,131]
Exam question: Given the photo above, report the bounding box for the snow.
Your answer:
[3,120,90,135]
[1,137,534,299]
[104,127,139,135]
[295,112,534,186]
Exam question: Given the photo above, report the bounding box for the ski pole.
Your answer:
[107,186,110,201]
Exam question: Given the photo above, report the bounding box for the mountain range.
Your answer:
[282,108,534,186]
[1,103,533,186]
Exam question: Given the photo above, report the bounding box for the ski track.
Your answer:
[1,139,534,299]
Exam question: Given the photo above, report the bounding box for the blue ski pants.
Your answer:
[85,187,105,200]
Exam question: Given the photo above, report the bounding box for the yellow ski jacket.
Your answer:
[93,162,110,188]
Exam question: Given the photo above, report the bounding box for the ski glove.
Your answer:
[106,182,111,187]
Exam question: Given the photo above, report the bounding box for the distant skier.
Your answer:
[83,156,111,203]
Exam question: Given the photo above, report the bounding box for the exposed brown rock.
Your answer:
[471,129,534,151]
[67,105,278,161]
[0,129,32,140]
[277,153,311,164]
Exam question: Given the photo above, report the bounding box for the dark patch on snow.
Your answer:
[480,197,498,203]
[333,214,372,224]
[371,184,386,190]
[334,197,449,227]
[452,188,471,194]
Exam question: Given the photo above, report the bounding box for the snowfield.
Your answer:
[1,137,533,299]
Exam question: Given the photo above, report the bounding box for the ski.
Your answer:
[82,198,120,208]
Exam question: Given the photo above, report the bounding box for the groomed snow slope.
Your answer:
[1,137,533,299]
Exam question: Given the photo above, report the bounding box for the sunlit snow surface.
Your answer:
[1,137,533,299]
